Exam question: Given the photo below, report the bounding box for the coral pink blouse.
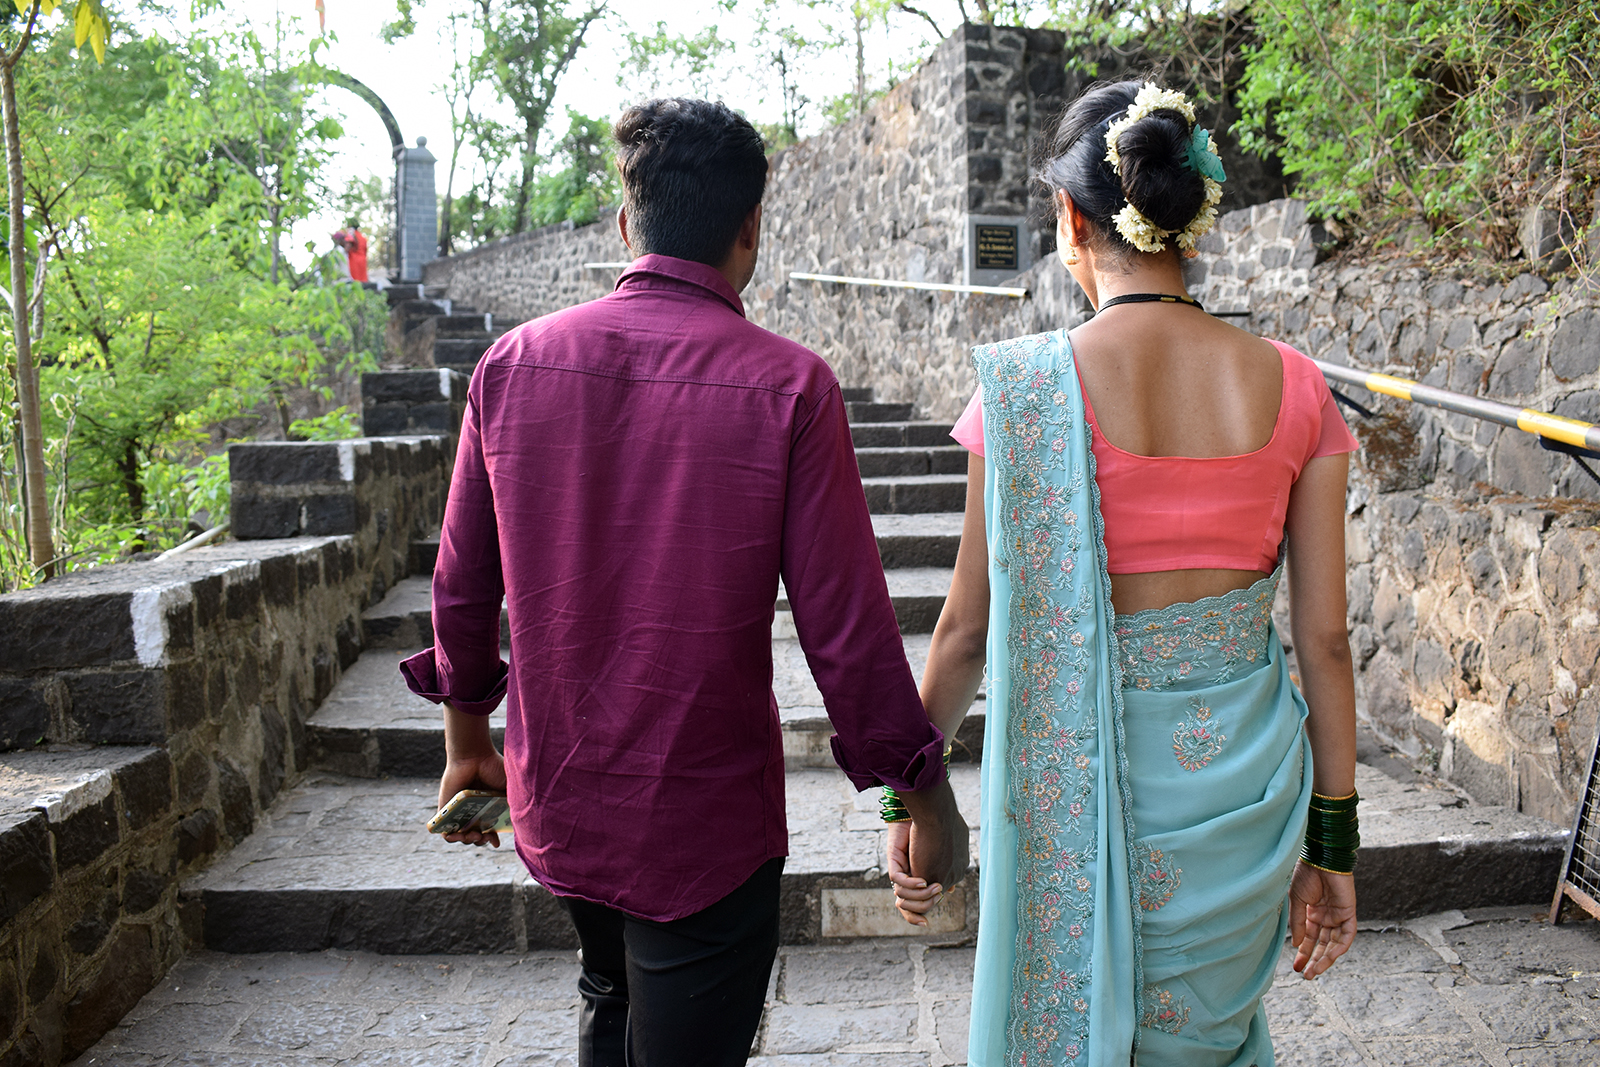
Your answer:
[951,340,1359,574]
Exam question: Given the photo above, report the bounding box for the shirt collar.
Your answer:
[615,254,746,318]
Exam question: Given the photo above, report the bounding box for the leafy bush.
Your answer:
[1237,0,1599,260]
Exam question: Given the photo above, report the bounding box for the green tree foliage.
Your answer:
[1237,1,1599,259]
[0,7,385,588]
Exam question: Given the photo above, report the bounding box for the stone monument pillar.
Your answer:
[960,25,1066,286]
[394,136,438,283]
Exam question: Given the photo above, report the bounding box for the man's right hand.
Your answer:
[439,703,508,848]
[886,779,969,926]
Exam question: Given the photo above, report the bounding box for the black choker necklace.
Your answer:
[1094,292,1205,315]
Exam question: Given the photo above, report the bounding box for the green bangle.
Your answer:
[880,744,952,824]
[1302,790,1359,874]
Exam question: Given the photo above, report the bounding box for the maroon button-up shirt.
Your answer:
[401,254,945,921]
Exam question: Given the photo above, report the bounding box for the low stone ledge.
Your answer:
[0,746,185,1063]
[361,370,467,440]
[229,435,447,549]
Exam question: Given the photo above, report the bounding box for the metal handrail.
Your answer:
[790,271,1029,299]
[1314,360,1600,457]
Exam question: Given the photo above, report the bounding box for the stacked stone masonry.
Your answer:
[0,434,449,1063]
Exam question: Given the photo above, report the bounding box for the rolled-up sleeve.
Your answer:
[400,388,508,716]
[780,384,946,792]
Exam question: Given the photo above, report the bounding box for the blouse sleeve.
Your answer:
[950,387,986,456]
[1311,375,1361,458]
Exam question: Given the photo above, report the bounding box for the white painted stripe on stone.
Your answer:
[34,768,114,822]
[438,368,452,398]
[337,441,357,482]
[131,583,192,668]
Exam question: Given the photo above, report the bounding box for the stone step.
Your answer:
[312,631,986,778]
[409,532,440,574]
[839,386,874,403]
[364,551,956,650]
[181,760,1570,959]
[856,445,969,478]
[404,516,961,582]
[851,421,957,448]
[431,336,496,367]
[433,313,516,335]
[862,474,968,514]
[872,512,964,569]
[844,401,914,423]
[777,567,951,634]
[185,766,986,952]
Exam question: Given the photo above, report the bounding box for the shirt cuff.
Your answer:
[399,648,509,717]
[831,729,948,793]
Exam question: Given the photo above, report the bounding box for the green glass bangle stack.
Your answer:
[1302,789,1360,874]
[880,746,953,823]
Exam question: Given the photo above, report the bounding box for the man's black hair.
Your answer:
[613,98,768,267]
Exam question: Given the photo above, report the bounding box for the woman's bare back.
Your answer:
[1070,303,1286,614]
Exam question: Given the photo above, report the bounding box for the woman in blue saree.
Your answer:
[886,82,1361,1066]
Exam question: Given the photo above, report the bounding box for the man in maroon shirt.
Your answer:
[401,99,966,1064]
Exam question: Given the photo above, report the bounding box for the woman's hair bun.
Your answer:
[1038,80,1208,254]
[1110,108,1205,235]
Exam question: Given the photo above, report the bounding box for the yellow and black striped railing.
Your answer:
[1314,360,1600,458]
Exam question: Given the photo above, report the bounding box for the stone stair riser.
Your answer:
[855,447,970,478]
[844,402,914,423]
[308,724,506,779]
[197,871,981,954]
[850,422,955,449]
[862,478,967,514]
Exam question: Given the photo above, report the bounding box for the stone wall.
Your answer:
[1188,199,1600,828]
[419,214,624,325]
[0,434,448,1063]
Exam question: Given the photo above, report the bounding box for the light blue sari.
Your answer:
[968,331,1313,1067]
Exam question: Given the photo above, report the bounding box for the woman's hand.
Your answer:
[886,820,945,926]
[1288,862,1356,979]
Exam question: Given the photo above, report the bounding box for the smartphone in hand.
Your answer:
[428,790,513,836]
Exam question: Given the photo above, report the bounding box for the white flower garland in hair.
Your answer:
[1101,83,1224,257]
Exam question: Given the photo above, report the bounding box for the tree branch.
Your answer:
[895,3,944,38]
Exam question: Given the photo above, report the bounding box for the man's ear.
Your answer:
[739,203,762,250]
[617,205,633,252]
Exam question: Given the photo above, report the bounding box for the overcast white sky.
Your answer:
[157,0,961,272]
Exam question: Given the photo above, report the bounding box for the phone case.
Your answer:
[428,790,514,835]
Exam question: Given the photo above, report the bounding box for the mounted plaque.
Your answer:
[965,213,1032,287]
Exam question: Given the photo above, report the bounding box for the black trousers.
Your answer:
[562,857,784,1067]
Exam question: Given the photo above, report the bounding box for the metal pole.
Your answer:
[1314,360,1600,455]
[788,271,1028,299]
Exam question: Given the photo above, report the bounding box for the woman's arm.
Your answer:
[1284,452,1357,797]
[922,451,991,741]
[892,451,990,923]
[1282,450,1358,978]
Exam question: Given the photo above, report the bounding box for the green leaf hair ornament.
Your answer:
[1103,84,1228,256]
[1187,127,1228,184]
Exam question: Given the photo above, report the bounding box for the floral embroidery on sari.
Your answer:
[1173,697,1228,772]
[1141,987,1192,1035]
[1114,572,1280,692]
[977,337,1099,1066]
[1135,843,1181,911]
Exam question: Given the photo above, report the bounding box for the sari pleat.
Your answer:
[968,331,1311,1067]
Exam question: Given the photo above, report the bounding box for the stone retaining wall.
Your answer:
[0,435,449,1063]
[1191,200,1600,828]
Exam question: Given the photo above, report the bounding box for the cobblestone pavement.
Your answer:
[73,908,1600,1066]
